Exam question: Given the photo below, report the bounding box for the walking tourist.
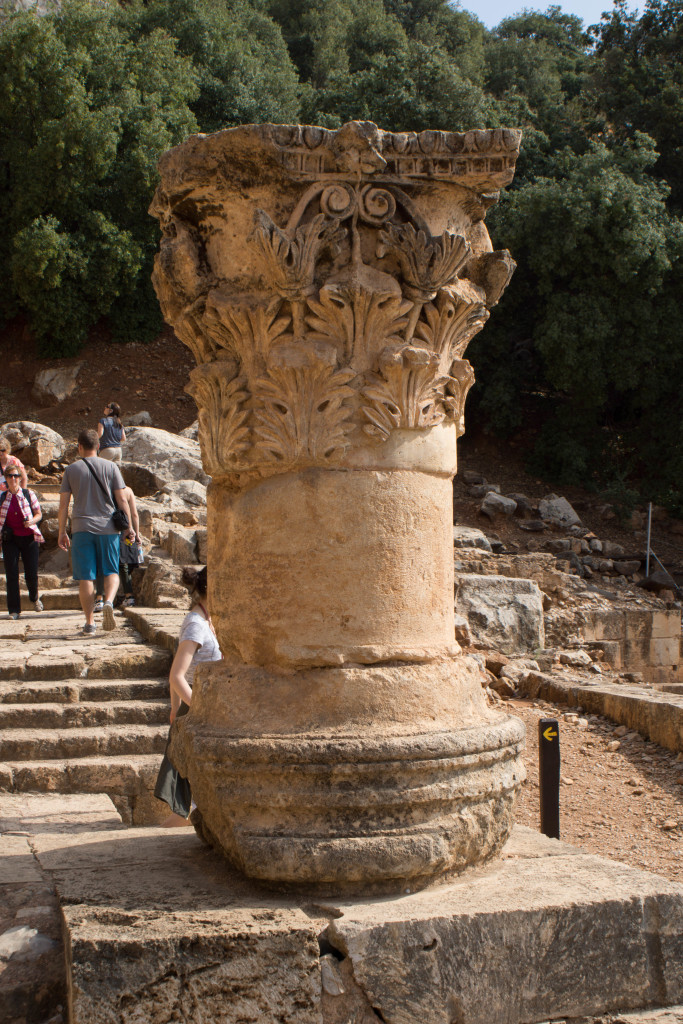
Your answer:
[155,566,221,826]
[94,483,142,611]
[0,436,28,490]
[0,468,44,619]
[97,402,126,462]
[57,428,134,634]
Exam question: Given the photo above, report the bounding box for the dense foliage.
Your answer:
[1,0,682,503]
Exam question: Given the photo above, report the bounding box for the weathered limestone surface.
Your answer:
[27,823,683,1024]
[151,120,526,890]
[455,572,545,654]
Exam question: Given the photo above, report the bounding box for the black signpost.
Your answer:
[538,717,560,839]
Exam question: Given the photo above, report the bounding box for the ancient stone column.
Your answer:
[151,120,526,892]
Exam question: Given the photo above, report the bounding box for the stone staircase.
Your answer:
[0,601,173,825]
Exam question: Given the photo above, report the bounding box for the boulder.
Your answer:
[118,462,165,497]
[31,362,83,405]
[0,421,66,469]
[161,526,199,565]
[137,555,189,609]
[455,574,545,655]
[538,494,581,528]
[480,492,517,518]
[559,649,593,667]
[468,483,500,499]
[519,520,546,532]
[603,540,625,559]
[614,559,642,576]
[506,492,533,515]
[460,470,485,486]
[161,479,207,508]
[122,411,153,427]
[452,526,492,552]
[123,427,208,486]
[179,420,199,440]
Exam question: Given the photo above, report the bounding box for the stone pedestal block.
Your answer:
[151,120,525,890]
[28,825,683,1024]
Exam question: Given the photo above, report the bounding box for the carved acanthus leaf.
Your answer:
[252,365,355,464]
[174,309,216,366]
[376,223,471,301]
[306,282,411,368]
[362,345,450,441]
[204,296,291,375]
[444,359,476,438]
[415,287,489,371]
[251,211,343,300]
[186,362,250,476]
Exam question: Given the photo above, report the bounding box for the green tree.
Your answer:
[0,0,198,355]
[468,135,683,499]
[127,0,300,133]
[592,0,683,210]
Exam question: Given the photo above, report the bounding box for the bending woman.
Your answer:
[155,566,221,826]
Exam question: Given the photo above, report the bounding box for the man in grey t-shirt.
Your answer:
[58,428,134,634]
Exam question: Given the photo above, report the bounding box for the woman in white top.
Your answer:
[155,565,221,826]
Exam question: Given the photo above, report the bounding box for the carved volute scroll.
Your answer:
[151,121,520,482]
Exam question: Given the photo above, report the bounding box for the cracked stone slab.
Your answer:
[322,831,683,1024]
[32,827,326,1024]
[27,824,683,1024]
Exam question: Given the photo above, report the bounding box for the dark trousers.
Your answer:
[2,532,39,615]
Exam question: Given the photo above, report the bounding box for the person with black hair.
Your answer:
[0,467,44,619]
[155,565,222,825]
[97,402,126,462]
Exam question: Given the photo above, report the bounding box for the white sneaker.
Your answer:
[102,601,116,631]
[8,612,19,620]
[94,599,104,613]
[34,599,44,612]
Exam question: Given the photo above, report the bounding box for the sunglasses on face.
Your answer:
[6,474,20,479]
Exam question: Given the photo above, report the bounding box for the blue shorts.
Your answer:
[71,532,120,581]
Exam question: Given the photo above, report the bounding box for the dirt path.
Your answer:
[510,696,683,883]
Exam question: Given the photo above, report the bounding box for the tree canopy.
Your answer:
[1,0,682,505]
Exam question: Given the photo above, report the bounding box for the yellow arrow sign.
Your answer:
[543,726,558,741]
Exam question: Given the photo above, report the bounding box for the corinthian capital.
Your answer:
[151,120,520,484]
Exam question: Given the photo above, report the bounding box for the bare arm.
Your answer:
[113,487,135,541]
[120,427,126,444]
[97,422,104,438]
[57,491,71,550]
[169,639,198,721]
[126,489,139,539]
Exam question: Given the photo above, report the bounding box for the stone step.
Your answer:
[0,677,169,705]
[0,753,162,796]
[0,568,64,590]
[1,642,173,682]
[658,682,683,694]
[0,724,168,762]
[0,588,81,611]
[0,700,169,730]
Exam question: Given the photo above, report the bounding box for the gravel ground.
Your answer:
[510,696,683,883]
